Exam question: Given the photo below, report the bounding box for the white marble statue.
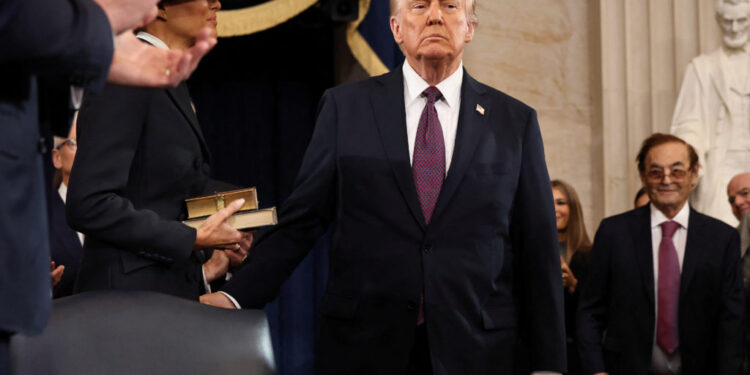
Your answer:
[671,0,750,226]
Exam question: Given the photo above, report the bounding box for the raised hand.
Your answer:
[107,28,217,88]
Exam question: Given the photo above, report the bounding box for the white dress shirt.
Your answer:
[402,60,462,173]
[58,182,84,246]
[649,202,690,374]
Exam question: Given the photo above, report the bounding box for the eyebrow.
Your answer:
[647,161,686,169]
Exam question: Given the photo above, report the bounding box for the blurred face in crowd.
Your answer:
[390,0,475,66]
[727,173,750,221]
[162,0,221,43]
[640,142,698,218]
[553,188,570,232]
[52,122,78,186]
[635,192,650,208]
[717,1,750,49]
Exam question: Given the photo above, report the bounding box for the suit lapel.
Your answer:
[165,83,212,162]
[680,208,704,298]
[632,206,655,310]
[370,66,426,231]
[431,71,488,222]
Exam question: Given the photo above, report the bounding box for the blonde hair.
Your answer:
[551,179,592,256]
[390,0,478,26]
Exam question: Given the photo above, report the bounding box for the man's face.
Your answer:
[727,173,750,220]
[640,142,698,216]
[390,0,474,65]
[717,3,750,49]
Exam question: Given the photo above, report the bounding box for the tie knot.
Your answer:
[661,221,680,238]
[422,86,443,104]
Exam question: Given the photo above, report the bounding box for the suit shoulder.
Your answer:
[469,76,535,115]
[596,207,644,234]
[324,72,390,99]
[691,209,736,236]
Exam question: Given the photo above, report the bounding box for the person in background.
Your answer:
[552,179,591,375]
[48,113,84,298]
[635,187,651,208]
[578,133,744,375]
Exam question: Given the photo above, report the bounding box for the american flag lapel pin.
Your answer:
[476,104,485,115]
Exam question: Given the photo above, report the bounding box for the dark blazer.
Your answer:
[0,0,112,336]
[577,204,744,375]
[47,188,84,299]
[224,66,566,374]
[67,81,231,300]
[565,250,589,375]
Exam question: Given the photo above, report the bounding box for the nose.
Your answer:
[733,20,741,32]
[426,1,443,25]
[209,0,221,10]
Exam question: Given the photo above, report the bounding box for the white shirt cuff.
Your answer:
[201,266,211,294]
[219,291,242,309]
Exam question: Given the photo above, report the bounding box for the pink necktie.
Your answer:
[413,87,444,325]
[657,220,681,354]
[412,86,445,225]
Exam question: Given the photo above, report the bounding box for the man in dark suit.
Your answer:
[0,0,219,372]
[201,0,566,374]
[577,133,744,375]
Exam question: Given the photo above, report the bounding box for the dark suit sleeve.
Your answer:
[66,85,196,263]
[717,230,744,375]
[0,0,113,91]
[222,90,338,308]
[576,222,612,374]
[511,109,567,372]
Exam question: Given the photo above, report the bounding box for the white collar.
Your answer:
[136,31,170,50]
[403,60,463,109]
[650,201,690,230]
[58,182,68,204]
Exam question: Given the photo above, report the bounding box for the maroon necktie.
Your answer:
[413,86,445,325]
[657,220,681,354]
[412,86,445,225]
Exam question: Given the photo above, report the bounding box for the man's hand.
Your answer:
[50,261,64,287]
[107,28,217,88]
[200,292,237,309]
[193,199,245,250]
[224,231,253,270]
[94,0,159,34]
[202,250,230,283]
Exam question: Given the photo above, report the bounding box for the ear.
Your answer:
[390,15,403,45]
[52,149,62,169]
[464,20,475,43]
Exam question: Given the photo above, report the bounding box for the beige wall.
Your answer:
[463,0,722,236]
[464,0,600,234]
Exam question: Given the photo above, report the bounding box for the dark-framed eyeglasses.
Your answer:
[645,167,690,182]
[56,138,77,150]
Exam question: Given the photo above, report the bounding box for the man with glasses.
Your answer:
[578,133,744,375]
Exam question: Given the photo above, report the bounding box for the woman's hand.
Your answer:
[561,256,578,293]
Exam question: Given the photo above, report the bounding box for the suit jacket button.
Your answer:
[423,244,432,254]
[406,302,416,310]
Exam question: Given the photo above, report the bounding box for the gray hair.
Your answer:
[389,0,478,26]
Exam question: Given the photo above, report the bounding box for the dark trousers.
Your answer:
[407,324,433,375]
[0,330,10,375]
